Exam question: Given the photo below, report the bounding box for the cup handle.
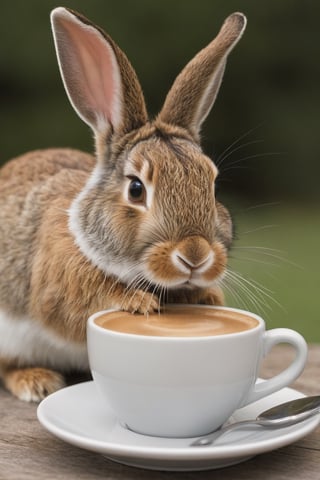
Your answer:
[243,328,308,406]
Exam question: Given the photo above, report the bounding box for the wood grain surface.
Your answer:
[0,344,319,480]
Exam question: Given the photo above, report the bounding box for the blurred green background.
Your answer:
[0,1,319,340]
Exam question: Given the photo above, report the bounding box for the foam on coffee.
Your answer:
[95,305,259,337]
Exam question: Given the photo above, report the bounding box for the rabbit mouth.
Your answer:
[142,236,227,289]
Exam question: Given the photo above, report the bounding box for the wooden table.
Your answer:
[1,345,319,479]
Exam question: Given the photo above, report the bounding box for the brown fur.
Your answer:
[158,14,246,139]
[0,8,246,401]
[2,366,65,402]
[29,195,158,342]
[0,149,95,316]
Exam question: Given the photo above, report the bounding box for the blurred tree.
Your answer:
[0,0,319,204]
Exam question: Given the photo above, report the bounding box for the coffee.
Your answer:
[94,305,258,337]
[89,305,307,437]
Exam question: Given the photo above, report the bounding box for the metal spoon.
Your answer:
[191,395,320,447]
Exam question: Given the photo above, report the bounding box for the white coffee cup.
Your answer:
[87,305,307,438]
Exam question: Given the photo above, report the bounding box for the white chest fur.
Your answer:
[0,310,89,370]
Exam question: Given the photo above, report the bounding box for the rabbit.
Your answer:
[0,7,246,401]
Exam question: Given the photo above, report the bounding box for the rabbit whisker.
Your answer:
[216,139,264,168]
[240,224,279,235]
[105,275,122,300]
[227,268,285,314]
[219,152,284,176]
[229,255,280,268]
[243,202,281,211]
[224,270,261,311]
[232,246,302,269]
[120,273,147,309]
[224,270,270,316]
[216,122,267,164]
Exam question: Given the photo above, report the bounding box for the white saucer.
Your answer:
[37,381,320,471]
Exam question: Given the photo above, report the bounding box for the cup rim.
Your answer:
[87,304,264,341]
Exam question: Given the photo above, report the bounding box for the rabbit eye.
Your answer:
[127,177,146,204]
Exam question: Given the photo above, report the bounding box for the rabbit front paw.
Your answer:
[121,290,159,314]
[3,367,66,402]
[167,286,225,306]
[198,287,225,306]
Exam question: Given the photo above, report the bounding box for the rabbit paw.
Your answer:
[121,290,159,314]
[3,367,66,402]
[198,287,225,306]
[167,286,224,306]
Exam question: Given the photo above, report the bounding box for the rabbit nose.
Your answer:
[173,236,214,273]
[175,253,214,271]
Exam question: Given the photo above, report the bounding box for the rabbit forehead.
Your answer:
[126,137,218,184]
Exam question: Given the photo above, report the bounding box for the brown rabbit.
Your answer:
[0,8,246,401]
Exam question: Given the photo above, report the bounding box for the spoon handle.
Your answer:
[191,420,257,446]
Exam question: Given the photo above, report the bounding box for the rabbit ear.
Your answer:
[50,8,148,137]
[158,13,246,140]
